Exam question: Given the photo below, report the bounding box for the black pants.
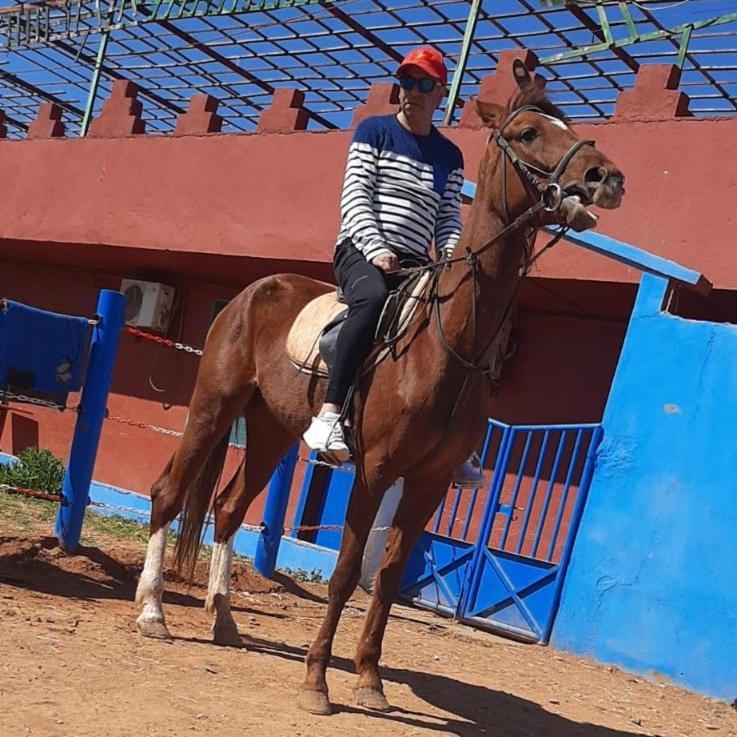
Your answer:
[324,241,420,406]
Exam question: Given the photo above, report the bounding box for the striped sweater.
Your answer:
[336,114,464,264]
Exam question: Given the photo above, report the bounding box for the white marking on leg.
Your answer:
[136,524,169,627]
[206,537,239,642]
[205,538,233,613]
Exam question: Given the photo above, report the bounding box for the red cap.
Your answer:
[397,47,448,87]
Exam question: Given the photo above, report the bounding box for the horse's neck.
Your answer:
[434,166,529,364]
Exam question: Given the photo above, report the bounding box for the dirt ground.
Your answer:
[1,507,735,737]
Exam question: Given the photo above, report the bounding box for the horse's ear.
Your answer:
[473,97,505,129]
[512,59,532,91]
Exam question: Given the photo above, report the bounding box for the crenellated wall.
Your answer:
[0,50,732,497]
[1,50,734,288]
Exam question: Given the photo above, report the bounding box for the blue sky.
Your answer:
[1,0,736,136]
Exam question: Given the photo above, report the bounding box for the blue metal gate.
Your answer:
[399,419,603,643]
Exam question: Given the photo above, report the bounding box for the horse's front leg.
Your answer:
[353,471,450,711]
[298,467,391,716]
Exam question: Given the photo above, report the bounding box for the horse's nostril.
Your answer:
[585,166,608,184]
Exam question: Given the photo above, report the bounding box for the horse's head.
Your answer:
[473,61,624,230]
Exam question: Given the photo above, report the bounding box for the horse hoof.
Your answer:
[137,617,172,640]
[297,689,332,716]
[213,624,243,647]
[353,686,391,712]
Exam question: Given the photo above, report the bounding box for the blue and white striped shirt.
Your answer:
[336,115,464,264]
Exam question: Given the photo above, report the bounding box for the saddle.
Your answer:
[287,270,432,377]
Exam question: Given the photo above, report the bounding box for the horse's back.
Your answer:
[242,272,334,309]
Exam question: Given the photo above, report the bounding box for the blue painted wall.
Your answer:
[0,452,337,580]
[88,482,338,580]
[553,273,737,701]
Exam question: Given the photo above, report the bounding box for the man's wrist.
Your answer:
[367,247,394,263]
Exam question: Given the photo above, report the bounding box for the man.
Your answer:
[302,46,484,488]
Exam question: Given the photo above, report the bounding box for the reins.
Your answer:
[384,105,596,417]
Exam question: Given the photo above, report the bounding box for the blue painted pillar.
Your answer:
[254,443,299,578]
[56,290,125,551]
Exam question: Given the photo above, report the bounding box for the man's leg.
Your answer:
[303,242,389,458]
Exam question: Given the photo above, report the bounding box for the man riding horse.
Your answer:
[135,46,625,716]
[302,46,485,488]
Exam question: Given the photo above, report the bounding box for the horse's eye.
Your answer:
[520,128,538,143]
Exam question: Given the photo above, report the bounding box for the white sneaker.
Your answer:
[452,452,486,489]
[302,412,351,462]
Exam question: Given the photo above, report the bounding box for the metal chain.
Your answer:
[0,483,62,502]
[105,413,245,451]
[284,523,391,534]
[0,391,68,411]
[124,326,204,356]
[298,455,354,472]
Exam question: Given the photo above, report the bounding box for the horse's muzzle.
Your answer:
[586,167,625,209]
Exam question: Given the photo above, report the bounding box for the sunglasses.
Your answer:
[398,76,439,94]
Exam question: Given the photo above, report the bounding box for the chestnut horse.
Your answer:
[135,68,625,715]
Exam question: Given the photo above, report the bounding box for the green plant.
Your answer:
[280,566,328,584]
[0,447,65,494]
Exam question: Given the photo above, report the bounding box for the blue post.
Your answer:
[55,290,125,551]
[254,442,299,578]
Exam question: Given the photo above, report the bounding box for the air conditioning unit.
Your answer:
[120,279,176,333]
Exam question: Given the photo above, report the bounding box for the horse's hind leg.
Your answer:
[206,401,297,646]
[352,471,450,711]
[135,458,177,639]
[136,353,253,638]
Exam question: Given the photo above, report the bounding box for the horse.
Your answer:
[134,64,625,716]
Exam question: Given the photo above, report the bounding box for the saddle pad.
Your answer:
[287,270,431,377]
[287,291,347,375]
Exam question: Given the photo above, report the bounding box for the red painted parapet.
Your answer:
[614,64,691,121]
[459,49,545,129]
[88,79,146,138]
[351,83,399,128]
[257,88,308,133]
[28,102,66,139]
[174,94,223,136]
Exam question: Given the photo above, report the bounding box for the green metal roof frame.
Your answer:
[0,0,736,139]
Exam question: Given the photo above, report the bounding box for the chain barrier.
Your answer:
[298,455,353,471]
[123,326,204,356]
[105,413,245,452]
[283,523,390,534]
[0,483,62,503]
[0,391,69,411]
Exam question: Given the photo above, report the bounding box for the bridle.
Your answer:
[422,105,598,415]
[493,105,596,223]
[393,105,597,282]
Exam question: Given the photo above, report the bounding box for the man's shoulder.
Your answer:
[352,115,396,145]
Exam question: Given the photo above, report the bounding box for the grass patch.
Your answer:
[79,513,174,547]
[280,567,328,584]
[0,491,57,533]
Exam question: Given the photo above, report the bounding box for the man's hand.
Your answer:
[371,252,399,272]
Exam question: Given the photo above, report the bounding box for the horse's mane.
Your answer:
[507,87,568,124]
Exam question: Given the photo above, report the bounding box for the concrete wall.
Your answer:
[2,114,736,287]
[0,257,629,495]
[553,274,737,701]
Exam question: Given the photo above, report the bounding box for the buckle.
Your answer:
[542,182,563,212]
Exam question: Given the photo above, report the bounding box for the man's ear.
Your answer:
[473,97,506,129]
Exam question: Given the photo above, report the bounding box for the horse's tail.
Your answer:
[173,433,231,578]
